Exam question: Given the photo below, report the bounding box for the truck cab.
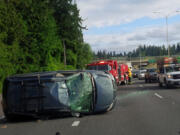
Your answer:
[87,60,119,84]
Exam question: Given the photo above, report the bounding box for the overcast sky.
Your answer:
[76,0,180,52]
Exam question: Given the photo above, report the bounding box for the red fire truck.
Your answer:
[118,63,129,84]
[87,60,119,84]
[87,60,130,85]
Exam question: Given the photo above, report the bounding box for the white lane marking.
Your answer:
[139,85,143,87]
[154,93,163,99]
[72,121,80,127]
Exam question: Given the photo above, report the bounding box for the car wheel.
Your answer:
[149,79,151,83]
[165,80,170,89]
[145,78,148,83]
[166,83,170,89]
[164,79,170,89]
[159,81,162,87]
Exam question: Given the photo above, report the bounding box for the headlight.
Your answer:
[167,75,172,79]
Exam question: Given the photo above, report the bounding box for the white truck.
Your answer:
[157,57,180,88]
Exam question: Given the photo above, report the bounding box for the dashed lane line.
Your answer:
[154,93,163,99]
[72,121,80,127]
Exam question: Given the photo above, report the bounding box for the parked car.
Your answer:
[138,70,146,80]
[1,70,117,121]
[145,68,158,83]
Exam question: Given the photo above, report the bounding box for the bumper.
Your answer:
[167,79,180,86]
[139,75,145,79]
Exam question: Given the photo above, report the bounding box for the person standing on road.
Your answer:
[128,67,132,84]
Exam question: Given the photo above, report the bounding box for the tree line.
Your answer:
[0,0,93,91]
[94,43,180,59]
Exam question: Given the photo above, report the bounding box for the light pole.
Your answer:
[153,11,180,56]
[139,49,141,70]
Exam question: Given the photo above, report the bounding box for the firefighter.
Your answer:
[128,67,132,84]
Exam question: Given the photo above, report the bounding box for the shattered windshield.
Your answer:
[66,73,93,112]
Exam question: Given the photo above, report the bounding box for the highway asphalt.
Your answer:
[0,79,180,135]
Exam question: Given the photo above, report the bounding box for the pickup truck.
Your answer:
[157,57,180,88]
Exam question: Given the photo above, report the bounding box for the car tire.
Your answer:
[159,82,162,87]
[165,81,170,89]
[164,79,170,89]
[166,83,170,89]
[145,78,148,83]
[149,79,151,83]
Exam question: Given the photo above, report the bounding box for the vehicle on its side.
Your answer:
[1,70,117,121]
[132,70,139,78]
[87,60,119,84]
[157,57,180,88]
[118,63,129,85]
[145,68,158,83]
[138,70,146,80]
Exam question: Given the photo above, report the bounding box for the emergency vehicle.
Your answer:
[87,60,129,85]
[157,57,180,88]
[87,60,119,84]
[118,63,129,84]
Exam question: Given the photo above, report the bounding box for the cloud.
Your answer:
[77,0,180,28]
[76,0,180,52]
[84,23,180,52]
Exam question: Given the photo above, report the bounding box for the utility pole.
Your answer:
[153,11,180,57]
[165,16,170,56]
[140,50,141,70]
